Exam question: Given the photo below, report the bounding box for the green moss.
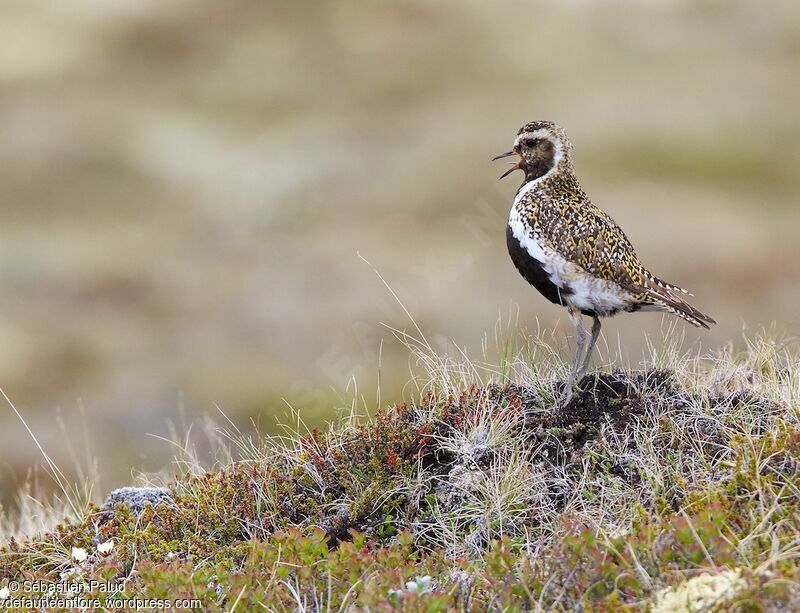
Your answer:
[3,342,800,609]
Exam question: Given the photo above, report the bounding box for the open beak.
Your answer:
[491,150,516,161]
[492,150,522,180]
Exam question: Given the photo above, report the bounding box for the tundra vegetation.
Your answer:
[1,329,799,611]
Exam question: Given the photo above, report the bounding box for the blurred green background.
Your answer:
[1,0,798,503]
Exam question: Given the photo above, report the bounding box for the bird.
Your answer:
[493,121,715,404]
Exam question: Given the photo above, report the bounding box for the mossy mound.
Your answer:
[2,337,799,610]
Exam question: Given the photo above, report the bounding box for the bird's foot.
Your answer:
[558,385,574,406]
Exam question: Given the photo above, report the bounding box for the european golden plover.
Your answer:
[494,121,715,403]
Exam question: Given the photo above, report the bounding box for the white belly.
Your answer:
[508,207,633,316]
[562,274,632,315]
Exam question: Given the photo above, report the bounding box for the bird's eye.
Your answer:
[523,138,538,147]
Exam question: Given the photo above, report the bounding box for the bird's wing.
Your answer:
[538,200,647,288]
[536,199,715,328]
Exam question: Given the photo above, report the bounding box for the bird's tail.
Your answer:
[641,276,716,329]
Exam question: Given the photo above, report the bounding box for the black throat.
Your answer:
[517,157,555,194]
[523,159,554,182]
[522,139,556,182]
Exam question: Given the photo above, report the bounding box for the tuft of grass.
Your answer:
[1,330,800,610]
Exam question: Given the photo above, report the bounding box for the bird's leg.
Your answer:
[577,316,602,381]
[560,307,587,405]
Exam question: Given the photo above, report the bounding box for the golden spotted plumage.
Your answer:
[496,120,715,403]
[508,120,714,328]
[515,172,647,289]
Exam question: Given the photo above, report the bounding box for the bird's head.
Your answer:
[493,120,573,181]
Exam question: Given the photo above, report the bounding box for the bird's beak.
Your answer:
[493,150,522,180]
[498,161,522,180]
[491,150,516,161]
